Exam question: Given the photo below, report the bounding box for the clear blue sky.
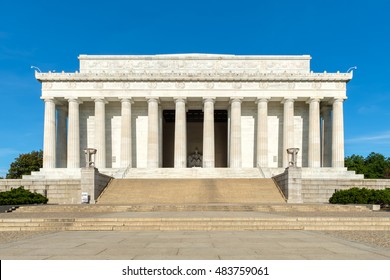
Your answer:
[1,0,389,177]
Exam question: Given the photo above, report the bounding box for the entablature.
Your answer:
[36,72,352,83]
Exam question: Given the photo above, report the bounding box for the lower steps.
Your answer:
[5,204,386,231]
[14,203,372,213]
[1,217,390,231]
[97,178,286,204]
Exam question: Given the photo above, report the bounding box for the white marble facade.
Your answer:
[36,54,351,178]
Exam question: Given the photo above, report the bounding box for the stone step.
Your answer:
[15,203,372,213]
[1,217,390,231]
[122,168,264,179]
[97,178,286,204]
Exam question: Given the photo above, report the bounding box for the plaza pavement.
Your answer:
[1,229,390,260]
[1,208,390,260]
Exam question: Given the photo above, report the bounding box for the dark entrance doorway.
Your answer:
[162,110,227,167]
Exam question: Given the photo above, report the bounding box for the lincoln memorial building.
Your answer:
[20,54,370,204]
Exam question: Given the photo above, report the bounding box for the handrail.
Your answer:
[257,164,266,178]
[122,164,132,178]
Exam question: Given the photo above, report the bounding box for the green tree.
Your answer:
[344,154,366,175]
[345,152,390,179]
[365,152,390,179]
[6,150,43,179]
[384,165,390,179]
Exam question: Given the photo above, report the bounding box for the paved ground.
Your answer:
[1,208,389,260]
[1,230,390,260]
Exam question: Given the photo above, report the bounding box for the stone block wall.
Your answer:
[0,169,112,205]
[0,179,81,204]
[302,178,390,203]
[273,167,390,203]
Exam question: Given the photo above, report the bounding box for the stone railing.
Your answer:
[272,167,303,203]
[81,167,112,204]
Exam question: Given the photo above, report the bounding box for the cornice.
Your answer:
[36,72,352,83]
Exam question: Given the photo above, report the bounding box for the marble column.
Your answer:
[42,98,56,169]
[94,98,106,169]
[256,98,269,167]
[174,98,187,168]
[332,98,345,168]
[229,98,242,168]
[56,105,67,168]
[120,98,133,168]
[308,98,321,167]
[321,105,332,167]
[147,98,159,168]
[67,98,81,168]
[203,98,215,168]
[282,98,295,167]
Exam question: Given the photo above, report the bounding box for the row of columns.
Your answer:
[42,96,345,169]
[43,97,134,169]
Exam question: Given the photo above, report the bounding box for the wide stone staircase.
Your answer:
[2,179,390,232]
[96,178,286,204]
[2,204,390,231]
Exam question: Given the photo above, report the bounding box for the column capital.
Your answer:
[230,97,243,104]
[203,97,216,103]
[41,97,55,102]
[65,97,82,104]
[255,97,270,104]
[173,97,187,103]
[92,97,108,103]
[332,97,347,104]
[146,97,160,104]
[119,97,134,104]
[306,97,323,104]
[281,97,297,104]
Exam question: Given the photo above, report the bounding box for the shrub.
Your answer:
[0,187,48,205]
[329,187,390,205]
